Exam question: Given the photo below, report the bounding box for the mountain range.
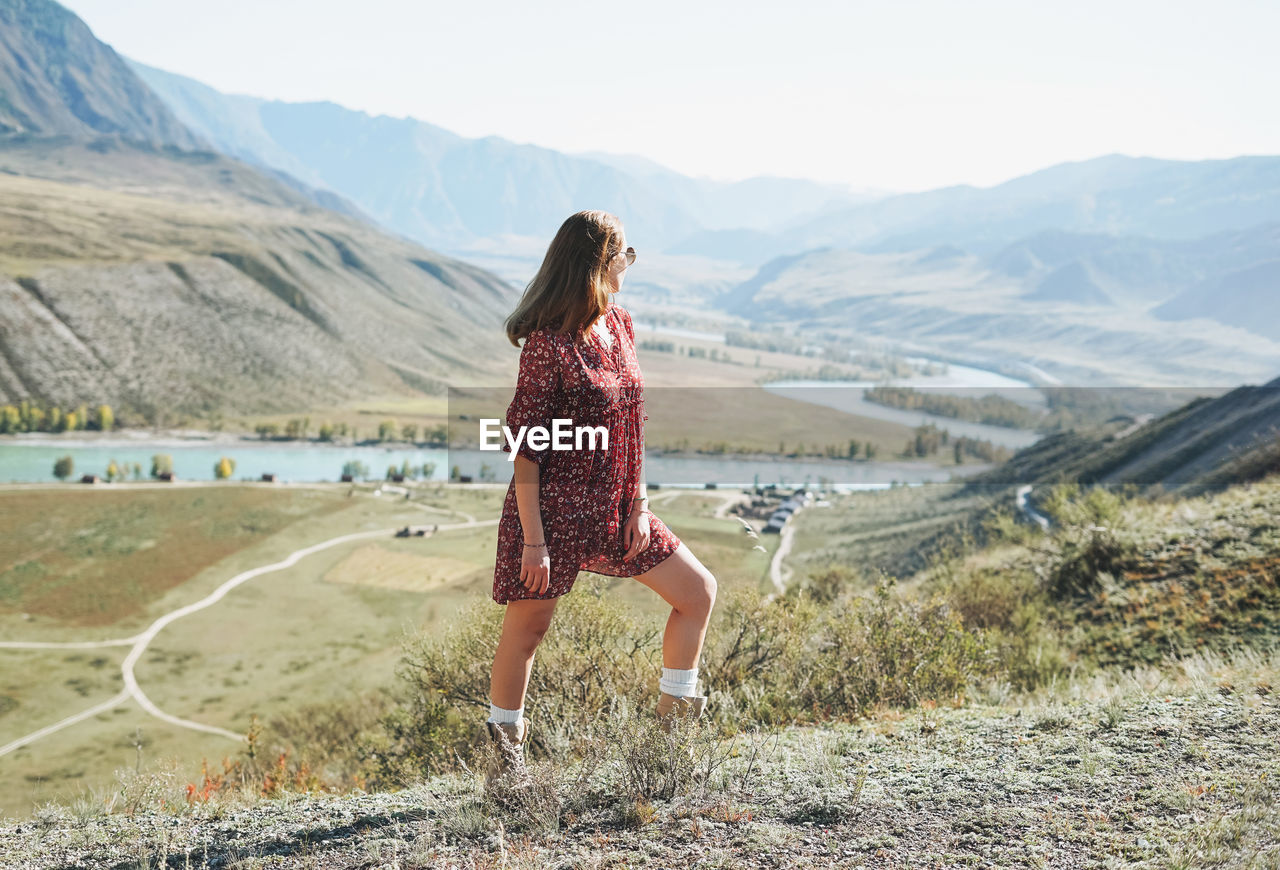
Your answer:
[125,53,1280,388]
[0,0,1277,419]
[127,59,875,260]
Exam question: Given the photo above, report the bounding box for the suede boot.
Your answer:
[483,717,530,790]
[656,691,707,733]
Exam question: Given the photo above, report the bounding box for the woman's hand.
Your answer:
[521,543,551,594]
[621,507,651,562]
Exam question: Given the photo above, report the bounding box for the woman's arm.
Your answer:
[502,329,559,593]
[622,396,651,561]
[513,454,550,593]
[630,444,648,515]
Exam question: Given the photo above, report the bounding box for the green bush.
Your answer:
[804,578,992,718]
[367,589,662,788]
[371,571,1003,787]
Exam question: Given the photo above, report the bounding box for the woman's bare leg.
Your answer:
[489,597,560,709]
[633,542,718,669]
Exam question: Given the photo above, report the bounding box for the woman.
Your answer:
[483,210,718,783]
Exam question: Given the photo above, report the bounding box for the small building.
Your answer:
[158,471,176,482]
[389,473,406,483]
[79,474,100,484]
[459,474,473,483]
[261,473,278,482]
[340,474,354,483]
[704,482,718,490]
[763,517,786,534]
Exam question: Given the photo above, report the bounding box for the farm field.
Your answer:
[0,481,779,819]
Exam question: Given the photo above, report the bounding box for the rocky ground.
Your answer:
[4,651,1276,869]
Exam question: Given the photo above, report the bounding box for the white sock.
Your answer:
[660,666,699,698]
[487,702,524,725]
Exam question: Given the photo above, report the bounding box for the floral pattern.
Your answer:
[492,302,682,603]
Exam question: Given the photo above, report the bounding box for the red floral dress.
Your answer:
[492,302,682,604]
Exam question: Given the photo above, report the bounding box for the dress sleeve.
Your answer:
[620,308,650,422]
[502,330,561,464]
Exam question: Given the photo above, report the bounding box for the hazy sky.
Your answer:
[64,0,1279,193]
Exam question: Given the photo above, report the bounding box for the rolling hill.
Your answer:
[722,224,1280,387]
[775,153,1280,258]
[0,0,519,421]
[1154,257,1280,342]
[969,373,1280,489]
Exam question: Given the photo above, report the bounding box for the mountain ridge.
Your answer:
[0,0,202,148]
[0,0,520,420]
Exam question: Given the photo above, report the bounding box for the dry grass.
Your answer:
[322,544,477,592]
[0,486,347,624]
[4,643,1276,868]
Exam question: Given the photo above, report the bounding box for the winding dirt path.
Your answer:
[0,516,496,758]
[1,488,747,758]
[1016,484,1052,531]
[767,521,798,596]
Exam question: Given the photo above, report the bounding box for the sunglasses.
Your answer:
[613,246,636,269]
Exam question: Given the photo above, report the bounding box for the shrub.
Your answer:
[805,578,992,718]
[704,585,821,725]
[368,588,662,788]
[53,454,74,481]
[371,571,1001,792]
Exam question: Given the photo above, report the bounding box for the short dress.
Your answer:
[492,302,683,604]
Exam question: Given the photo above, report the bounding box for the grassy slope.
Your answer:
[4,474,1276,863]
[967,381,1280,491]
[0,139,517,418]
[787,483,994,582]
[2,647,1275,868]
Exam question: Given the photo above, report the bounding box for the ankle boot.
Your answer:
[483,717,530,789]
[656,691,707,733]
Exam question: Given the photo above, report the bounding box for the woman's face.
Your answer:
[607,232,628,294]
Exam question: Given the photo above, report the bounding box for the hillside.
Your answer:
[723,241,1280,387]
[2,670,1276,868]
[968,373,1280,490]
[0,137,517,418]
[0,0,519,420]
[2,474,1278,867]
[0,0,199,148]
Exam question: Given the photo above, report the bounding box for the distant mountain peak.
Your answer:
[0,0,203,148]
[1026,260,1111,306]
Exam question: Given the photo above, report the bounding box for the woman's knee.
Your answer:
[503,600,557,651]
[689,568,717,618]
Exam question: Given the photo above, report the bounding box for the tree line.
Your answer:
[52,453,437,482]
[253,418,448,445]
[1,400,114,433]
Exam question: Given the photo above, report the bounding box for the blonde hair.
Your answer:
[504,210,624,346]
